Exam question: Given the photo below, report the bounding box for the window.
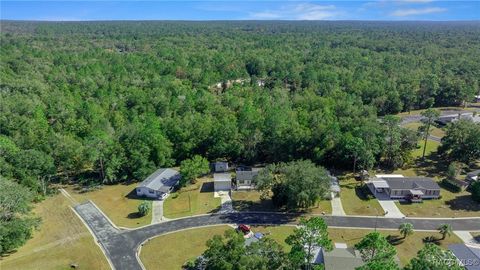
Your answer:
[149,189,155,194]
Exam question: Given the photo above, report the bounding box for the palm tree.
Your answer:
[438,224,453,240]
[399,223,414,239]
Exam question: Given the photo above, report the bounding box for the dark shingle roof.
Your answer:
[383,177,440,190]
[449,244,480,270]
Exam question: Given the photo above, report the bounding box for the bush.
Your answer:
[471,181,480,203]
[440,179,461,193]
[138,201,151,217]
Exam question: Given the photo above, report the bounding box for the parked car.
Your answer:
[237,224,251,234]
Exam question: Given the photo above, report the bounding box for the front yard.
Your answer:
[339,176,384,216]
[231,190,332,214]
[138,225,463,270]
[163,177,221,219]
[65,182,152,228]
[0,193,110,270]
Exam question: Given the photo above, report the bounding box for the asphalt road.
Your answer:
[74,201,480,270]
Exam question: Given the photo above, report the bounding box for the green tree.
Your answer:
[419,108,440,158]
[438,224,453,240]
[354,232,397,265]
[405,243,463,270]
[179,155,210,186]
[0,177,40,255]
[197,229,288,270]
[255,160,331,209]
[471,181,480,203]
[137,201,150,217]
[440,119,480,164]
[286,217,333,270]
[398,223,414,239]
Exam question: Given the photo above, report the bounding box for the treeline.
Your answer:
[1,21,479,192]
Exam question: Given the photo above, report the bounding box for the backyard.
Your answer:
[163,177,221,219]
[64,182,152,228]
[0,193,110,270]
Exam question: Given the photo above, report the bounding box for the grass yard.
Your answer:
[411,139,441,159]
[163,177,221,219]
[231,190,332,214]
[65,182,152,228]
[140,225,231,270]
[404,122,445,138]
[395,188,480,217]
[338,176,384,216]
[0,193,110,270]
[139,224,463,270]
[328,228,463,266]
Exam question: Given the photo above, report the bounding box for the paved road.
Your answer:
[74,201,480,270]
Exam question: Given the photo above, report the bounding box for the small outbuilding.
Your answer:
[136,168,181,200]
[467,170,480,183]
[212,161,229,173]
[214,173,232,192]
[235,166,261,190]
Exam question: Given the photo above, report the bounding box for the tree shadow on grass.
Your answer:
[386,235,405,246]
[422,235,442,245]
[127,212,143,219]
[445,195,480,212]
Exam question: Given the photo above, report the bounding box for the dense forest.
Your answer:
[1,21,480,194]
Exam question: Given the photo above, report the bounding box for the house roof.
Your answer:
[382,177,440,190]
[214,173,231,182]
[322,247,364,270]
[371,180,390,189]
[449,244,480,270]
[137,168,180,193]
[236,169,260,181]
[467,170,480,178]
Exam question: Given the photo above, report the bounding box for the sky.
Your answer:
[1,1,479,21]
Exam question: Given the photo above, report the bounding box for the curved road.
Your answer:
[74,201,480,270]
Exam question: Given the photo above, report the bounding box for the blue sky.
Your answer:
[1,1,479,21]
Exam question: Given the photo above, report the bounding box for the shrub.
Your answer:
[138,201,151,217]
[440,179,461,193]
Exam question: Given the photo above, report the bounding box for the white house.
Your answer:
[136,168,181,200]
[214,173,232,192]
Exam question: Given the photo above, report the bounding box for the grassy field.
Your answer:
[140,225,231,270]
[411,139,441,159]
[163,177,221,219]
[404,122,445,138]
[65,182,152,228]
[328,228,463,266]
[0,193,110,270]
[338,176,384,216]
[231,190,332,214]
[138,225,462,269]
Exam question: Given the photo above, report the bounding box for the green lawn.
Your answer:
[411,139,441,159]
[65,182,152,228]
[138,225,463,270]
[338,176,384,216]
[404,122,445,138]
[163,177,221,219]
[140,225,231,270]
[0,194,110,270]
[328,228,463,267]
[231,190,332,214]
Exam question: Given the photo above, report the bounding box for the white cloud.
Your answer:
[249,3,340,20]
[391,7,447,16]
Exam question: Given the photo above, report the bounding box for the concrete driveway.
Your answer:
[378,200,405,218]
